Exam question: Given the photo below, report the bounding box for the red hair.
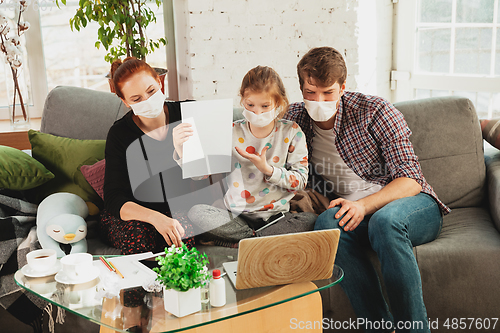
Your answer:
[110,57,159,99]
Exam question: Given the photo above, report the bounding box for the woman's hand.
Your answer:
[235,146,273,176]
[151,215,185,247]
[328,198,366,232]
[172,123,193,159]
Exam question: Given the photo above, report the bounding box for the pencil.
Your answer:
[100,256,113,271]
[108,260,124,279]
[101,256,124,279]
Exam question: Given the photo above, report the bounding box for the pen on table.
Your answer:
[99,256,115,275]
[108,260,124,279]
[99,256,112,270]
[100,256,124,279]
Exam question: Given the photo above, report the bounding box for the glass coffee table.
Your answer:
[15,254,343,333]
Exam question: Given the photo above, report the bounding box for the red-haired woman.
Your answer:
[100,57,204,254]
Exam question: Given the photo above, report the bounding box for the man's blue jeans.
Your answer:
[314,193,442,333]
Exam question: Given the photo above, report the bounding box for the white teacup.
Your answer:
[60,253,93,280]
[67,287,96,306]
[30,281,57,295]
[26,249,57,272]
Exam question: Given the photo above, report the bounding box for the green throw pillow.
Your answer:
[0,145,54,190]
[27,130,106,203]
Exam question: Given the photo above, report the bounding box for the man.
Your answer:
[284,46,450,333]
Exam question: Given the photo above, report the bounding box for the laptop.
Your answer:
[222,229,340,289]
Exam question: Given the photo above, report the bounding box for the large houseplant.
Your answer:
[154,244,211,317]
[55,0,166,64]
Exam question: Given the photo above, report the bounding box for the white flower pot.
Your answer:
[163,286,201,317]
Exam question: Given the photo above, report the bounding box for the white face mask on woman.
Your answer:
[303,99,338,122]
[242,108,277,127]
[130,89,165,118]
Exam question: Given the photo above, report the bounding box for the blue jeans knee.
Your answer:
[314,207,342,231]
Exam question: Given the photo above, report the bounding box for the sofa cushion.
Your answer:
[416,207,500,320]
[79,159,106,200]
[394,96,485,210]
[41,86,128,140]
[26,130,105,204]
[0,145,54,190]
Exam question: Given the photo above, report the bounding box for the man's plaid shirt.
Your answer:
[284,91,450,215]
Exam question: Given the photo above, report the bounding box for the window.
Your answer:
[39,1,167,93]
[393,0,500,118]
[0,0,168,120]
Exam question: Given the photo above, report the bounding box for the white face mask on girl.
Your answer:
[130,89,165,118]
[303,99,339,122]
[242,108,277,127]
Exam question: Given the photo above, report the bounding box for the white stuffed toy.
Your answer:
[36,192,88,258]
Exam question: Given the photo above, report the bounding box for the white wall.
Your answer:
[356,0,394,100]
[173,0,393,104]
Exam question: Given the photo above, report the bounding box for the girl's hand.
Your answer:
[328,198,366,232]
[235,146,273,176]
[172,123,193,159]
[151,215,185,247]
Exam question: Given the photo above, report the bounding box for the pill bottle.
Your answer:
[209,269,226,307]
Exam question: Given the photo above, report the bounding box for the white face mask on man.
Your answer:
[303,99,339,122]
[130,89,166,118]
[242,108,277,127]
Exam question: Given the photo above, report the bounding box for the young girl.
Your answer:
[174,66,316,246]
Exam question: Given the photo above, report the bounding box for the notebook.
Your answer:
[222,229,340,290]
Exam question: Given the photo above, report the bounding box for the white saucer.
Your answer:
[55,266,100,285]
[21,260,62,278]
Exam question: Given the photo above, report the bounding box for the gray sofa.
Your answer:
[5,86,500,332]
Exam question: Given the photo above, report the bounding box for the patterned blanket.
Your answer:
[0,190,47,331]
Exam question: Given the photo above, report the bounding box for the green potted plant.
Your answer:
[154,243,211,317]
[55,0,167,90]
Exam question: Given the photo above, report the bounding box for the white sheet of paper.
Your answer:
[182,117,205,163]
[181,99,233,178]
[94,252,155,290]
